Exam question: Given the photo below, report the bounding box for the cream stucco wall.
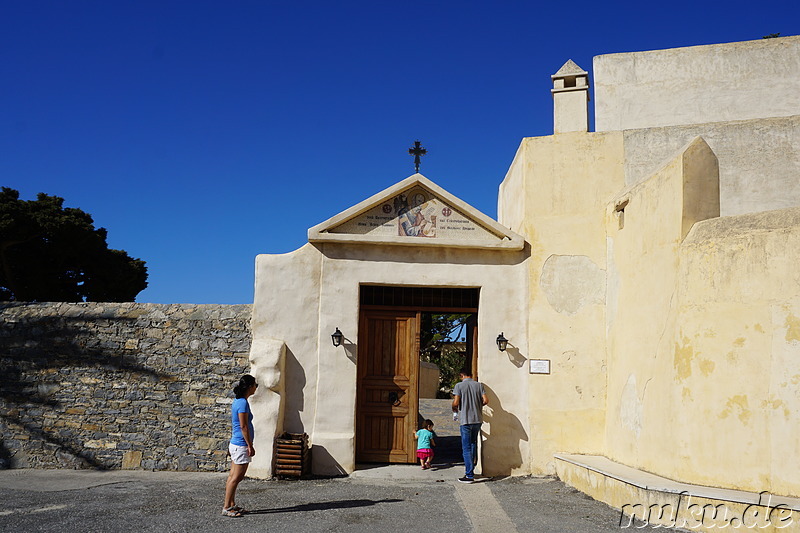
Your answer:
[419,361,439,399]
[594,36,800,132]
[553,89,588,134]
[249,240,531,478]
[622,116,800,216]
[499,130,625,475]
[248,244,322,478]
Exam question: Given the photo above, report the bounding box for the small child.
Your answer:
[415,419,436,469]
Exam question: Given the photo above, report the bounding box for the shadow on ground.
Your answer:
[247,498,404,514]
[430,435,463,468]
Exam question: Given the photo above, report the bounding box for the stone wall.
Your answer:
[0,302,252,471]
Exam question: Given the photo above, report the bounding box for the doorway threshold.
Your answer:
[351,462,463,481]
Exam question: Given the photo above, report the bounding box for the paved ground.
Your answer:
[0,469,660,533]
[0,400,669,532]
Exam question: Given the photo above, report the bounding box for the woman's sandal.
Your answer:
[230,505,247,513]
[221,507,243,517]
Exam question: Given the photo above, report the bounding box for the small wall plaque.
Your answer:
[529,359,551,374]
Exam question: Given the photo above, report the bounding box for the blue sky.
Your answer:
[2,1,797,304]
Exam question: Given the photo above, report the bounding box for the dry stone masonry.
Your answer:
[0,302,251,471]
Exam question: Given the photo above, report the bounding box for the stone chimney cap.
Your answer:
[551,59,588,79]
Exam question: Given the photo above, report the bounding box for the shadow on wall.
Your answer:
[0,437,10,468]
[482,385,528,476]
[504,346,526,368]
[282,347,306,433]
[343,339,356,364]
[310,444,348,476]
[0,303,167,469]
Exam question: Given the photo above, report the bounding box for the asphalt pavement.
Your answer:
[0,467,669,532]
[0,401,669,532]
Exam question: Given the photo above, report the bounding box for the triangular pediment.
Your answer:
[552,59,587,78]
[308,174,524,250]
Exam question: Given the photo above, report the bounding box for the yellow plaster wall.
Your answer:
[502,128,800,495]
[605,138,719,478]
[670,208,800,496]
[604,138,716,482]
[499,131,624,474]
[606,136,800,497]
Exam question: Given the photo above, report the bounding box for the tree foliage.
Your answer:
[0,187,148,302]
[420,313,471,394]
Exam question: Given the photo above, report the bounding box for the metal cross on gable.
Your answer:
[408,140,427,173]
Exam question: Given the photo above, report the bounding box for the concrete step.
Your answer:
[556,454,800,531]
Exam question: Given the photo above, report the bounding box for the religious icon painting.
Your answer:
[398,204,437,238]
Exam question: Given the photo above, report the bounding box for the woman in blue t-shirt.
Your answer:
[222,374,258,517]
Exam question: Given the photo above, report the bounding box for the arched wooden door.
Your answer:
[356,309,420,463]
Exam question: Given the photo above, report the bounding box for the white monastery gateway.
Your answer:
[248,36,800,528]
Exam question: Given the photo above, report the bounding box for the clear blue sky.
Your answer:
[2,1,797,304]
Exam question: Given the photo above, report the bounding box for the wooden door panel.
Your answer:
[359,416,409,462]
[356,310,419,463]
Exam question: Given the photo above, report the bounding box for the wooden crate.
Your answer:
[273,432,311,479]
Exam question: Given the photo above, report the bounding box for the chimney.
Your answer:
[551,59,589,133]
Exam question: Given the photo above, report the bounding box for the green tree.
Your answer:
[420,313,471,395]
[0,187,147,302]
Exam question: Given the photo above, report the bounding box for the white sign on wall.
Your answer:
[529,359,551,374]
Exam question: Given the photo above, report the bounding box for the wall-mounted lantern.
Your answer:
[331,328,344,347]
[496,332,508,352]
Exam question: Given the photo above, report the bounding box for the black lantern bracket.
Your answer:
[496,332,509,352]
[331,327,344,347]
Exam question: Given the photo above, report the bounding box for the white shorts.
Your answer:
[229,443,251,465]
